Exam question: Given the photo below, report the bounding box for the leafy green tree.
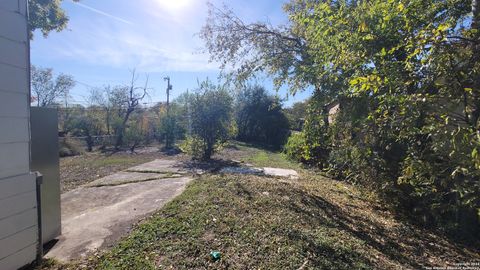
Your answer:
[67,107,103,152]
[203,0,480,236]
[186,80,233,160]
[235,85,290,148]
[29,0,80,39]
[285,100,308,131]
[154,102,186,148]
[292,0,479,235]
[200,2,312,93]
[124,123,145,153]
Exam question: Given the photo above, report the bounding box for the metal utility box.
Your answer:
[30,107,62,244]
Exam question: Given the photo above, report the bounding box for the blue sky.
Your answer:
[30,0,312,107]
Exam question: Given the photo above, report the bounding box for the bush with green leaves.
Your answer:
[284,101,308,131]
[201,0,480,237]
[186,80,233,160]
[235,85,290,148]
[284,132,306,163]
[249,0,480,237]
[124,124,145,153]
[293,0,480,237]
[66,108,103,152]
[155,102,186,149]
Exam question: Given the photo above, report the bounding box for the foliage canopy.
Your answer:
[203,0,480,238]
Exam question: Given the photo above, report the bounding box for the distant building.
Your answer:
[325,101,340,125]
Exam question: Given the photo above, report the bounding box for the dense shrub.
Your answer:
[59,137,83,157]
[235,85,290,149]
[155,103,186,148]
[124,124,145,152]
[187,80,233,160]
[284,132,306,163]
[274,0,480,239]
[284,101,308,131]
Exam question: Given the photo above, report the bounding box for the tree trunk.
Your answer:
[85,134,93,152]
[115,109,133,150]
[473,0,479,32]
[322,105,330,131]
[106,109,111,135]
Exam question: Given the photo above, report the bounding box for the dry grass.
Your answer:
[44,143,479,270]
[45,172,479,270]
[37,144,480,269]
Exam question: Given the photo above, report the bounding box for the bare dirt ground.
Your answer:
[59,146,189,192]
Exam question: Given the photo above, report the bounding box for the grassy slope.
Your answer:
[51,143,478,269]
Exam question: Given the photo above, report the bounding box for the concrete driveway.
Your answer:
[45,159,193,262]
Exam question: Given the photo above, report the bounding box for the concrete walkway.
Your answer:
[45,159,192,262]
[220,166,299,179]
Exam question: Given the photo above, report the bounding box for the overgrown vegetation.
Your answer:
[235,85,290,149]
[46,145,479,270]
[182,80,233,160]
[284,100,308,131]
[201,0,480,239]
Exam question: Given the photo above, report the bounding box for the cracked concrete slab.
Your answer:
[127,159,188,174]
[45,158,193,263]
[220,166,264,175]
[45,177,191,262]
[85,172,162,187]
[85,171,182,187]
[220,166,299,179]
[263,167,299,179]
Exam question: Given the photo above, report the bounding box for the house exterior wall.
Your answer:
[0,1,38,269]
[328,102,340,124]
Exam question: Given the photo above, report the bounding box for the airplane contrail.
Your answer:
[73,1,134,25]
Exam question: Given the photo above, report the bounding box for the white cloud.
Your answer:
[36,12,217,73]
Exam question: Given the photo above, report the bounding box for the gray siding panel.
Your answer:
[0,117,29,144]
[0,1,18,13]
[0,64,28,94]
[0,91,29,118]
[0,37,27,68]
[0,226,37,260]
[0,244,36,270]
[0,174,36,201]
[0,0,26,14]
[0,0,37,269]
[0,190,36,221]
[0,9,28,42]
[0,142,30,179]
[0,208,36,240]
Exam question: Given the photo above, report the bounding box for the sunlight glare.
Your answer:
[155,0,193,13]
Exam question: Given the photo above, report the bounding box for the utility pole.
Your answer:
[164,76,173,148]
[186,88,192,135]
[164,76,172,112]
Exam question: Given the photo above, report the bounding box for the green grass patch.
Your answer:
[229,141,301,170]
[85,174,372,270]
[242,151,297,170]
[89,156,144,168]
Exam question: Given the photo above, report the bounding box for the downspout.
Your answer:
[35,172,43,265]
